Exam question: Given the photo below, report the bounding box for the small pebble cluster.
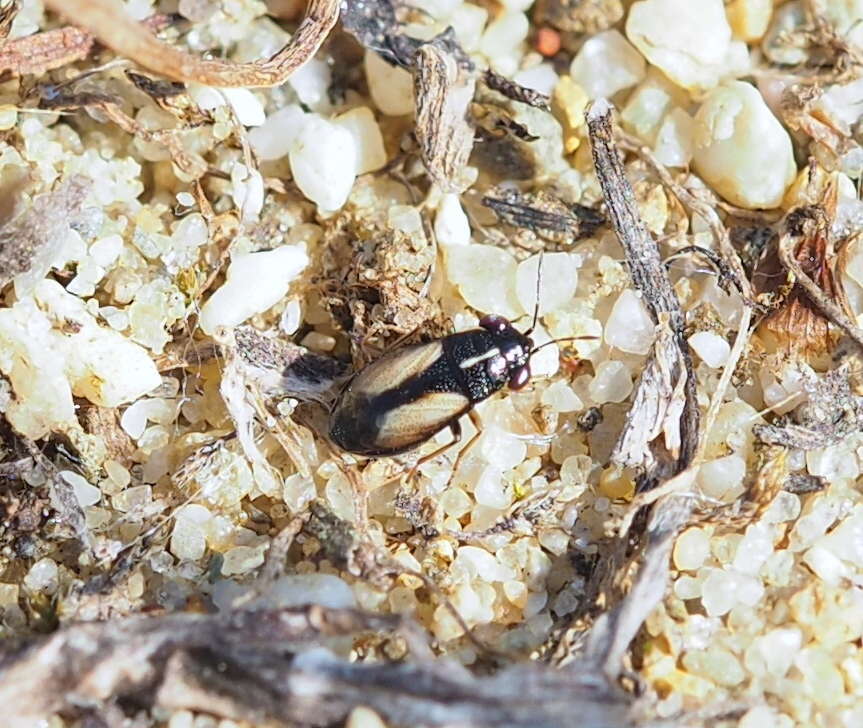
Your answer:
[2,0,863,726]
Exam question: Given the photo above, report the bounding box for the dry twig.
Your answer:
[43,0,338,87]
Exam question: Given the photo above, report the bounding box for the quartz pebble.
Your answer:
[621,69,687,143]
[688,331,730,368]
[446,244,521,318]
[346,707,387,728]
[626,0,739,90]
[674,527,711,571]
[290,115,358,212]
[589,361,632,404]
[515,252,579,317]
[653,108,695,168]
[434,193,471,247]
[605,289,655,355]
[61,470,101,507]
[24,558,59,594]
[364,49,414,116]
[726,0,772,42]
[541,380,582,413]
[334,107,387,175]
[693,81,796,209]
[199,244,309,334]
[171,504,211,561]
[248,105,305,161]
[570,30,645,99]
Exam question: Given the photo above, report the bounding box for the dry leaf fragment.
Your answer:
[413,44,476,194]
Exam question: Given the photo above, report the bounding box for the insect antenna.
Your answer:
[529,335,598,356]
[525,251,544,336]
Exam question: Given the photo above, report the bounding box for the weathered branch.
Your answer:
[43,0,339,87]
[1,606,633,728]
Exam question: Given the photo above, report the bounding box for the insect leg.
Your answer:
[448,409,483,487]
[403,420,463,488]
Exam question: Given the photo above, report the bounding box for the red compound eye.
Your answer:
[508,365,530,390]
[479,314,510,333]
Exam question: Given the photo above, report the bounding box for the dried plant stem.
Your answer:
[43,0,339,87]
[586,99,698,475]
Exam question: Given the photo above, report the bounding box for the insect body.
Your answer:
[328,314,533,456]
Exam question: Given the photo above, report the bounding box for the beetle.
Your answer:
[328,265,589,460]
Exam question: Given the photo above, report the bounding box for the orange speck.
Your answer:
[536,27,561,57]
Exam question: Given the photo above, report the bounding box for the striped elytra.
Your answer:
[328,316,534,456]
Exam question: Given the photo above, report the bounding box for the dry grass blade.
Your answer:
[44,0,339,87]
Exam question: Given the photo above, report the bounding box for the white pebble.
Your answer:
[541,380,583,413]
[515,252,579,318]
[446,244,521,318]
[746,627,802,677]
[513,64,559,96]
[588,361,632,403]
[89,234,124,268]
[220,87,266,127]
[33,280,161,408]
[693,81,796,209]
[364,50,414,116]
[199,244,309,335]
[570,30,646,99]
[221,545,266,575]
[454,546,515,582]
[290,115,358,212]
[673,527,711,571]
[626,0,735,90]
[434,193,471,247]
[473,465,512,509]
[346,707,387,728]
[653,108,695,168]
[171,504,211,561]
[334,106,387,175]
[820,506,863,567]
[699,568,737,616]
[802,543,849,585]
[249,105,306,161]
[688,330,730,368]
[697,454,746,500]
[288,58,332,111]
[480,12,529,64]
[621,69,685,143]
[604,289,655,355]
[23,558,59,594]
[258,573,355,609]
[230,164,264,224]
[731,522,773,576]
[449,4,488,52]
[61,470,101,507]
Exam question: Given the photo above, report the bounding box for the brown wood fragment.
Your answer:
[0,605,632,728]
[44,0,339,87]
[413,44,476,193]
[586,100,698,479]
[0,25,93,77]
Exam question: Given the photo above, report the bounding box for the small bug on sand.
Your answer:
[328,261,590,460]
